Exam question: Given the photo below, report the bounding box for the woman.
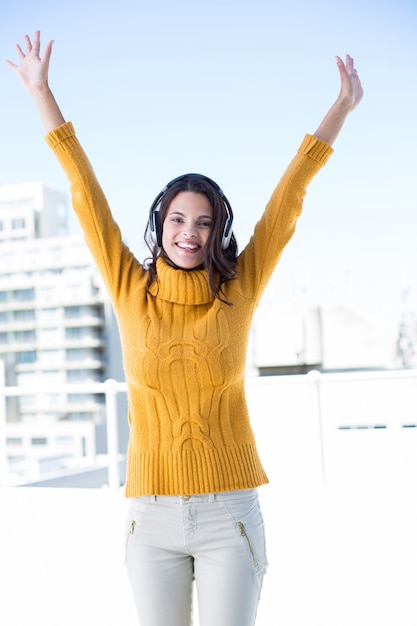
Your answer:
[6,31,363,626]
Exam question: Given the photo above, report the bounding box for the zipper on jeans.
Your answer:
[237,521,258,567]
[125,519,136,562]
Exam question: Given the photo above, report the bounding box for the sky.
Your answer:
[0,0,416,324]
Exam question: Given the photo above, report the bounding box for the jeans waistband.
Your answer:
[135,489,257,504]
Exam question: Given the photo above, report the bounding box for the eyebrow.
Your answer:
[168,210,213,220]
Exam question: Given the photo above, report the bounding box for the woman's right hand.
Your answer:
[6,30,65,132]
[6,30,53,96]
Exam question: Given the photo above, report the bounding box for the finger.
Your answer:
[346,54,357,75]
[24,34,32,53]
[32,30,41,54]
[335,55,348,80]
[335,56,346,74]
[5,59,18,70]
[42,40,54,67]
[15,43,25,59]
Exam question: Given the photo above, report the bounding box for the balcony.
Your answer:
[1,370,417,625]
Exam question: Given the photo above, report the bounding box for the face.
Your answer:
[162,191,213,269]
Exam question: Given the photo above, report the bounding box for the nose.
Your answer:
[183,225,198,238]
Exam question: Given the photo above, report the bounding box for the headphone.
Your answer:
[148,173,234,249]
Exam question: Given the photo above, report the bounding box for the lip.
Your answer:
[176,242,200,252]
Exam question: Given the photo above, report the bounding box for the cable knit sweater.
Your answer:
[46,122,333,496]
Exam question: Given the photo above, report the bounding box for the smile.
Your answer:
[176,242,200,251]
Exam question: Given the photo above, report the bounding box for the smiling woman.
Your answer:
[6,29,363,626]
[144,171,238,304]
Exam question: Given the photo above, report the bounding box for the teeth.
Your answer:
[178,243,198,250]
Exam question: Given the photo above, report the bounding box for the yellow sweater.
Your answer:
[46,122,333,496]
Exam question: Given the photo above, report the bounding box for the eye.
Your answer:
[198,221,212,228]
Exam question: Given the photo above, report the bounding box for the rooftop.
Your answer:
[1,370,417,625]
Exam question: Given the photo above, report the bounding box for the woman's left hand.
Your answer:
[335,54,364,113]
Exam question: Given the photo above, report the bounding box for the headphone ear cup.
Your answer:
[149,207,162,247]
[222,217,233,249]
[153,210,162,247]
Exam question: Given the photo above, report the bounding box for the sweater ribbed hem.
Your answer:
[124,444,269,497]
[45,121,76,147]
[299,134,334,165]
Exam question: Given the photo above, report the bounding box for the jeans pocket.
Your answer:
[124,498,149,564]
[222,493,268,578]
[124,517,137,564]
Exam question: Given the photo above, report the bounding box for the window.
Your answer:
[7,438,22,446]
[67,369,100,383]
[64,306,82,319]
[14,309,35,322]
[14,288,35,302]
[31,437,47,446]
[65,327,84,340]
[14,330,36,343]
[12,217,26,229]
[66,348,89,361]
[16,350,37,364]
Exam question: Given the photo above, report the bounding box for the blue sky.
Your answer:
[0,0,416,323]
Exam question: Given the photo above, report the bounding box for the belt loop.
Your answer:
[208,493,215,503]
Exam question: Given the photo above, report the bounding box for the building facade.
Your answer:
[0,182,125,484]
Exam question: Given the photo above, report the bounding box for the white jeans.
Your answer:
[124,489,268,626]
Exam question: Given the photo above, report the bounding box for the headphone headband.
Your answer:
[148,173,234,249]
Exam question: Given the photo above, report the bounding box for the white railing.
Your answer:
[0,368,128,488]
[2,366,417,489]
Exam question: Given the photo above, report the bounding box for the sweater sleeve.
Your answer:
[45,122,144,305]
[235,134,334,303]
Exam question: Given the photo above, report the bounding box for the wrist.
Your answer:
[30,82,52,99]
[332,94,356,116]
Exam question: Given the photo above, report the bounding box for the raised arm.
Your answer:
[6,30,65,132]
[313,54,363,146]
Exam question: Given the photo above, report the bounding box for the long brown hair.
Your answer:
[144,174,238,304]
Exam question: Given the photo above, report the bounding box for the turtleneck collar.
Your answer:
[147,258,214,305]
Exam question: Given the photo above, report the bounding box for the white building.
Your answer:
[249,300,406,375]
[0,181,125,482]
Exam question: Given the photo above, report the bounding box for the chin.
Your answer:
[163,252,204,271]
